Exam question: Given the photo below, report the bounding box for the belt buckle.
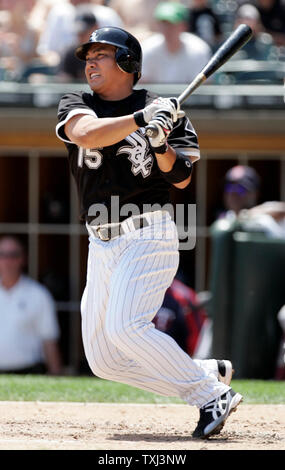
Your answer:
[96,226,110,241]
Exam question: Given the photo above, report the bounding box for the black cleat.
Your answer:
[192,389,243,439]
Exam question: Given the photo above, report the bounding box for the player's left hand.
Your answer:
[148,109,174,153]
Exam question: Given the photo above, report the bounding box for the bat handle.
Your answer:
[145,123,159,138]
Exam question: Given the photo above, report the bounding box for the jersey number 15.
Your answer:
[78,147,103,169]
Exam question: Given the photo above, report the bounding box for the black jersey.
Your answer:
[56,88,200,223]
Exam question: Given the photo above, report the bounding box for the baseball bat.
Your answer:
[145,23,253,138]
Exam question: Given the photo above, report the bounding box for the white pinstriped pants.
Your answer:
[81,211,229,408]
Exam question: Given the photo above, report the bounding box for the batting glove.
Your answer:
[164,97,185,123]
[148,109,174,154]
[134,97,184,127]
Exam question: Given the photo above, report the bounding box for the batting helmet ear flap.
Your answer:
[115,48,141,74]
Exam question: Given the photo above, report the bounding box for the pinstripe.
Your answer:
[89,244,132,376]
[119,247,196,380]
[84,244,122,377]
[81,213,229,407]
[84,240,180,395]
[106,239,185,386]
[86,244,106,375]
[108,240,186,395]
[122,249,211,402]
[83,241,95,365]
[96,244,135,374]
[116,242,219,404]
[100,242,195,396]
[106,237,210,397]
[83,239,174,393]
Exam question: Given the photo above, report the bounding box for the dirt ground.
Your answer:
[0,402,284,451]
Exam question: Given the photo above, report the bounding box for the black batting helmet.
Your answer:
[75,26,142,84]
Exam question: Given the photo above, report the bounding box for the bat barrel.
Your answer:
[201,24,252,79]
[145,24,252,139]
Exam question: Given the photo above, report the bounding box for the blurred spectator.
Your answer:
[241,200,285,238]
[153,276,211,359]
[153,278,189,353]
[108,0,160,41]
[187,0,223,51]
[214,3,281,84]
[58,10,98,82]
[28,0,61,45]
[0,0,39,80]
[233,3,277,61]
[256,0,285,46]
[36,0,90,59]
[88,0,124,29]
[0,236,62,375]
[34,0,123,78]
[140,1,211,83]
[239,200,285,381]
[217,165,261,220]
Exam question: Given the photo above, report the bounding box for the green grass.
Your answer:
[0,375,284,404]
[0,375,181,404]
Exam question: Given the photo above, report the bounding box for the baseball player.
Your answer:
[56,26,242,438]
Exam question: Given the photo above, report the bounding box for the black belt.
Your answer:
[87,215,150,241]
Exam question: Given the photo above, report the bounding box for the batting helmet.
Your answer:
[75,27,142,84]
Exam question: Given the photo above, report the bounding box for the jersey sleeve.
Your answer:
[167,116,200,163]
[56,92,97,144]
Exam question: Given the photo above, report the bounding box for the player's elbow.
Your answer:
[64,115,100,149]
[65,127,97,149]
[173,174,192,189]
[72,130,96,149]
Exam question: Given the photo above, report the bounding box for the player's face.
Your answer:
[85,44,125,94]
[224,187,258,214]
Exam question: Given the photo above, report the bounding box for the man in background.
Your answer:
[187,0,223,51]
[219,165,261,219]
[59,11,98,82]
[0,236,62,375]
[140,1,211,83]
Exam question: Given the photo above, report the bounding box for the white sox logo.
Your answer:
[116,130,153,178]
[78,130,153,178]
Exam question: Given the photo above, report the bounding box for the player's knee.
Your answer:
[87,356,117,380]
[105,316,146,349]
[105,321,127,348]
